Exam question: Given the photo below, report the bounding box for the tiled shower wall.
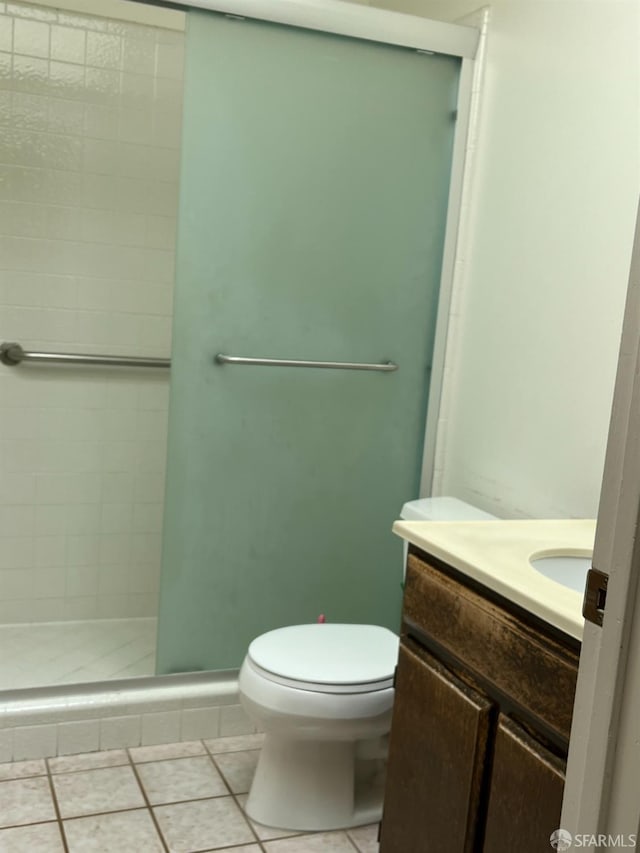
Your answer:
[0,1,185,623]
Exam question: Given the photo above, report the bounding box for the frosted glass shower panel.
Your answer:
[157,11,460,672]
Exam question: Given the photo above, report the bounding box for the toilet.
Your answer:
[238,496,497,832]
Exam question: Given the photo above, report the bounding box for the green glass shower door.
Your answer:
[157,10,460,673]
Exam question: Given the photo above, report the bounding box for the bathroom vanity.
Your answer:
[379,520,595,853]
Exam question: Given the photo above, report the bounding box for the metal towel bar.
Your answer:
[0,343,171,369]
[0,343,398,373]
[215,354,398,372]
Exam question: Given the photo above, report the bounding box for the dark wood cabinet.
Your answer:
[483,714,566,853]
[379,548,579,853]
[379,641,491,853]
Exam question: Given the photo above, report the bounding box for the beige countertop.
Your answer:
[392,519,597,641]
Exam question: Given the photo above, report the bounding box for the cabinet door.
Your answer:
[380,640,492,853]
[483,714,565,853]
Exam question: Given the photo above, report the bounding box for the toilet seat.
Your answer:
[247,624,398,694]
[246,656,394,694]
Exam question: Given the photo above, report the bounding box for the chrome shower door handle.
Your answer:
[214,354,398,372]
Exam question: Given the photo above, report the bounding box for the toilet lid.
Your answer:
[247,624,398,687]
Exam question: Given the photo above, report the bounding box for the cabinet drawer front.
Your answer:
[483,714,565,852]
[404,553,578,742]
[380,640,492,853]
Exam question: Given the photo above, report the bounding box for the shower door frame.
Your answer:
[136,0,481,499]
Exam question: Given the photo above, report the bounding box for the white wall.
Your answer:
[0,0,184,622]
[375,0,640,518]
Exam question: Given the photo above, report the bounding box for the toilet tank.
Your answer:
[398,496,497,578]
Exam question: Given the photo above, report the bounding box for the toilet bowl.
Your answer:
[239,497,498,832]
[239,623,398,831]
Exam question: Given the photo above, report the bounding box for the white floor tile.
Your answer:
[153,797,256,851]
[236,794,303,842]
[63,809,164,853]
[136,756,227,804]
[0,777,56,829]
[213,749,259,794]
[219,848,262,852]
[0,821,65,852]
[263,831,359,852]
[130,740,205,763]
[49,750,130,775]
[348,823,380,853]
[0,759,47,782]
[53,765,145,818]
[205,733,265,755]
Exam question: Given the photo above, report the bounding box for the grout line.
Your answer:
[125,748,170,853]
[129,751,207,766]
[0,159,181,188]
[44,757,71,853]
[206,751,263,849]
[231,792,303,846]
[345,831,363,853]
[202,738,265,759]
[0,816,65,832]
[48,746,133,778]
[183,843,266,853]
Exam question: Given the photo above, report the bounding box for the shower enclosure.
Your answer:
[0,0,185,688]
[0,0,477,691]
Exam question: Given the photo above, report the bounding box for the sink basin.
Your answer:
[529,554,592,593]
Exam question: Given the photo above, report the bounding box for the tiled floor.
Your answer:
[0,734,380,852]
[0,618,156,689]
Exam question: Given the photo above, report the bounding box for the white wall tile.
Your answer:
[66,535,99,566]
[101,472,134,503]
[132,502,163,533]
[180,708,220,742]
[99,715,141,750]
[50,23,85,64]
[49,59,85,100]
[57,720,100,755]
[62,595,97,620]
[65,564,99,597]
[0,567,34,597]
[84,102,118,140]
[97,563,128,595]
[155,41,184,79]
[0,538,34,570]
[13,18,49,59]
[35,535,66,567]
[0,474,36,504]
[140,710,181,746]
[101,503,132,534]
[123,36,154,75]
[0,729,12,763]
[0,18,12,54]
[12,724,57,760]
[0,505,34,537]
[85,31,121,70]
[32,566,66,598]
[0,1,182,625]
[219,706,255,738]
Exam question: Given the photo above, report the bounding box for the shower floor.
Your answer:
[0,618,157,691]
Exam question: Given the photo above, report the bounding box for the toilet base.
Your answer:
[245,733,386,831]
